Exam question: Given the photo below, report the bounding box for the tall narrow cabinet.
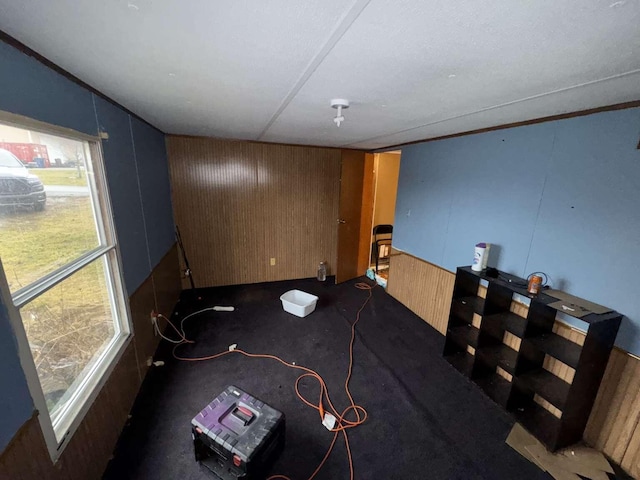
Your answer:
[443,266,622,451]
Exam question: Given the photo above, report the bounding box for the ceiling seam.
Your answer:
[256,0,372,141]
[340,68,640,148]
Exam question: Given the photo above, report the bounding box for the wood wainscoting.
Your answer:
[387,249,640,479]
[166,137,344,288]
[585,348,640,476]
[386,249,455,335]
[0,244,182,480]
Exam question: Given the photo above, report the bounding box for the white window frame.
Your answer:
[0,111,132,461]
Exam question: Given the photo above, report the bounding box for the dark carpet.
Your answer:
[103,276,551,480]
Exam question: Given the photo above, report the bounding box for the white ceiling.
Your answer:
[1,0,639,150]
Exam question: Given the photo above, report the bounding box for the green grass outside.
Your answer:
[31,168,88,187]
[0,197,113,406]
[0,197,98,292]
[23,258,114,411]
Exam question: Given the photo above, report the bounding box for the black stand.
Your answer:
[443,266,621,451]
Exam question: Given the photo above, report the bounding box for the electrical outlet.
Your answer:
[150,310,158,336]
[270,257,276,266]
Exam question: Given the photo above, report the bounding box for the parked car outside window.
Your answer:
[0,148,46,211]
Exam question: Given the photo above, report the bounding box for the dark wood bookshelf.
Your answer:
[443,266,622,451]
[523,333,582,369]
[446,351,475,376]
[474,373,512,407]
[483,311,527,338]
[515,369,571,410]
[476,344,518,375]
[447,324,480,349]
[513,400,561,448]
[451,296,485,318]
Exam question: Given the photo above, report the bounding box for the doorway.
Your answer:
[335,149,401,285]
[369,151,401,283]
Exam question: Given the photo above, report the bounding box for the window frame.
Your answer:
[0,111,132,461]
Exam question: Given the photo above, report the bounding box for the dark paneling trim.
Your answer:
[377,100,640,151]
[167,100,640,152]
[0,30,163,135]
[0,410,38,457]
[152,241,181,279]
[127,242,178,299]
[166,134,365,153]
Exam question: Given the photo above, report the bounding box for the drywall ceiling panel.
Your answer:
[349,71,640,150]
[261,0,640,147]
[0,0,349,139]
[0,0,639,147]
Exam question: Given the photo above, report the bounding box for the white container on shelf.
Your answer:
[482,243,491,270]
[280,289,319,317]
[472,243,487,272]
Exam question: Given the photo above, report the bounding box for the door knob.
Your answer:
[337,219,346,224]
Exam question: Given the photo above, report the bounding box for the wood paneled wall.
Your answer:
[0,245,182,479]
[166,137,342,288]
[387,249,640,479]
[585,349,640,477]
[386,249,455,334]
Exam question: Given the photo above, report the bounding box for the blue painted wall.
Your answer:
[0,40,175,451]
[0,299,34,451]
[130,118,176,266]
[94,97,153,291]
[395,108,640,354]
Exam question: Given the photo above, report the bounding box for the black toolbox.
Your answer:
[192,385,285,480]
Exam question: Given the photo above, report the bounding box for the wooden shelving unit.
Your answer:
[443,266,622,451]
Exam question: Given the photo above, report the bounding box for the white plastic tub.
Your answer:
[280,289,319,318]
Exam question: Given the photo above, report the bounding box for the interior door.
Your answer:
[336,150,365,283]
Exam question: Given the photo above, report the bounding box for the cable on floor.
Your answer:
[153,314,193,344]
[158,281,376,480]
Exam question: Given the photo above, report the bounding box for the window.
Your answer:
[0,113,130,459]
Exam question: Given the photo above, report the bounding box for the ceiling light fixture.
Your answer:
[330,99,349,127]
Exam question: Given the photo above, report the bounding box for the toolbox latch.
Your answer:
[232,405,255,426]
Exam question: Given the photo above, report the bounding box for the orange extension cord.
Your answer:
[156,281,375,480]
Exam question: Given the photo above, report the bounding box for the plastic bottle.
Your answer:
[481,243,491,270]
[472,243,487,272]
[317,262,327,281]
